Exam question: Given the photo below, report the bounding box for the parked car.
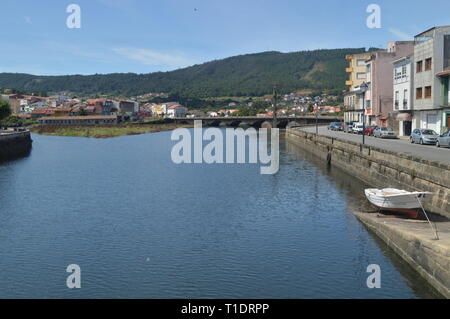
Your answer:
[374,127,397,139]
[436,130,450,148]
[410,129,439,145]
[364,126,378,136]
[352,123,364,134]
[328,122,343,131]
[344,121,354,133]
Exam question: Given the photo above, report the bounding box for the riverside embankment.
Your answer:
[286,126,450,298]
[0,131,32,160]
[286,127,450,218]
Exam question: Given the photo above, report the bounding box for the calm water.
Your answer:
[0,130,441,298]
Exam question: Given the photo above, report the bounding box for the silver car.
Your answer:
[410,129,439,145]
[436,131,450,148]
[373,127,397,139]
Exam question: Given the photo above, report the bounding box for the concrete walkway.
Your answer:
[302,126,450,164]
[354,211,450,298]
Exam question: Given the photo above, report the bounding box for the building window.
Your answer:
[425,86,432,98]
[395,91,399,110]
[416,88,423,99]
[403,89,408,109]
[417,61,423,73]
[425,58,432,71]
[357,72,366,79]
[357,59,366,66]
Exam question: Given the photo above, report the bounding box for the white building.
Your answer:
[413,26,450,134]
[166,105,188,118]
[393,55,414,136]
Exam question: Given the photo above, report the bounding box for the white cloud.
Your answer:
[113,48,194,69]
[388,28,413,41]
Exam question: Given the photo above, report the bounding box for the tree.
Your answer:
[0,100,11,121]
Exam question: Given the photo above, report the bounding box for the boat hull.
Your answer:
[364,188,430,219]
[371,205,420,219]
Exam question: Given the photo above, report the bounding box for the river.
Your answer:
[0,130,441,298]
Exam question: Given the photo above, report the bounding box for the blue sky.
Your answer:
[0,0,449,75]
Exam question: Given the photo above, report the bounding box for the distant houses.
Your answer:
[150,102,187,118]
[0,91,189,125]
[344,25,450,136]
[166,104,188,118]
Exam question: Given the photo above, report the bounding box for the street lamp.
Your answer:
[314,103,319,134]
[359,82,369,145]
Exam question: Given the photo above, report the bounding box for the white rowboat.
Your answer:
[365,188,432,218]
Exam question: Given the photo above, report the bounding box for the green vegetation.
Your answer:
[31,123,193,138]
[0,100,11,121]
[236,100,272,116]
[0,48,377,99]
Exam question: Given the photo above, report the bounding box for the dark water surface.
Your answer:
[0,131,441,298]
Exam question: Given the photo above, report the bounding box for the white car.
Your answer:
[352,123,364,134]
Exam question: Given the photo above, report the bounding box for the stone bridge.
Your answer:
[172,116,343,128]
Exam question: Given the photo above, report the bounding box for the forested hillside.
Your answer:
[0,48,374,97]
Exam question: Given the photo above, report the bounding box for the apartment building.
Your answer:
[364,41,414,129]
[413,26,450,134]
[343,52,371,123]
[392,55,414,136]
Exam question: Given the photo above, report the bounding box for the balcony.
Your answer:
[346,67,353,73]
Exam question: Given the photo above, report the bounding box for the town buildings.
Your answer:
[364,41,415,130]
[344,26,450,137]
[151,102,187,117]
[412,26,450,134]
[392,55,414,136]
[343,52,372,123]
[166,105,188,118]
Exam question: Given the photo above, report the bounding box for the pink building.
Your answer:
[364,42,414,128]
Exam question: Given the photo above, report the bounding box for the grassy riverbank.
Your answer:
[31,123,193,138]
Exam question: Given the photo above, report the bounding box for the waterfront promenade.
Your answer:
[302,126,450,164]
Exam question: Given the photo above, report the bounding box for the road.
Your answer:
[301,126,450,164]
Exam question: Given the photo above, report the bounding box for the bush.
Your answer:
[0,115,23,128]
[0,100,11,121]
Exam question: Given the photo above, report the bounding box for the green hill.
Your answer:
[0,48,374,98]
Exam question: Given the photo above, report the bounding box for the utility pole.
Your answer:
[315,103,318,134]
[360,82,369,145]
[272,85,278,129]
